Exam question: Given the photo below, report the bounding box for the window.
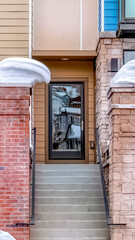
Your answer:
[125,0,135,18]
[119,0,135,22]
[124,50,135,64]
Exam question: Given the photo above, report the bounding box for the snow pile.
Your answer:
[111,60,135,87]
[0,57,51,87]
[0,230,16,240]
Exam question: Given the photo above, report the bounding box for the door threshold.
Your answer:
[46,160,89,164]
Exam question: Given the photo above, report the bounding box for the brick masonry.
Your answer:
[108,89,135,240]
[96,36,135,152]
[0,88,30,240]
[96,35,135,239]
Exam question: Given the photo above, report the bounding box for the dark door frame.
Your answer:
[49,82,85,160]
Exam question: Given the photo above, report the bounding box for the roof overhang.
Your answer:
[32,50,97,61]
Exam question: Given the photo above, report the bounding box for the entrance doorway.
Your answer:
[49,82,85,160]
[33,60,95,164]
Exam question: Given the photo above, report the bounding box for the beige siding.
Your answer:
[0,0,29,60]
[34,82,46,164]
[34,0,98,51]
[34,61,95,164]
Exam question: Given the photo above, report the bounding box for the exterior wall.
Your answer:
[34,61,95,164]
[0,0,29,61]
[33,0,98,51]
[96,34,135,154]
[0,87,30,240]
[104,0,118,31]
[34,82,46,163]
[96,34,135,239]
[108,89,135,239]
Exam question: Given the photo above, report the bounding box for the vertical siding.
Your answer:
[104,0,118,31]
[0,0,29,61]
[34,82,46,163]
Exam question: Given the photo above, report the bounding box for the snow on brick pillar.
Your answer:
[0,57,50,240]
[107,87,135,240]
[0,87,30,240]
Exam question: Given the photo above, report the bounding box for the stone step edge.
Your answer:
[33,220,107,223]
[35,176,101,178]
[30,238,109,240]
[31,228,109,230]
[36,211,105,215]
[36,183,102,185]
[35,205,105,207]
[34,190,103,192]
[34,197,104,199]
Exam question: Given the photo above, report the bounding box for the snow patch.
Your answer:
[0,57,51,87]
[0,230,16,240]
[111,60,135,87]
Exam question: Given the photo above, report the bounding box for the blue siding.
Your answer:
[104,0,118,31]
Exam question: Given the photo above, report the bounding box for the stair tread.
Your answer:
[31,164,109,240]
[30,238,109,240]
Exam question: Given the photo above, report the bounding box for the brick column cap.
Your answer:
[0,57,51,87]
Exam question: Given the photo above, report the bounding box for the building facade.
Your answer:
[1,0,135,239]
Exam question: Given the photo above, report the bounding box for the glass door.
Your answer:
[49,82,85,159]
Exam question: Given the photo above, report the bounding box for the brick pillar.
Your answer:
[0,87,30,240]
[108,87,135,240]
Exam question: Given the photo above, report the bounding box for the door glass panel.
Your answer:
[125,0,135,18]
[49,82,84,159]
[52,84,81,151]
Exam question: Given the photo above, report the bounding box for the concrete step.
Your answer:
[30,238,109,240]
[35,183,102,191]
[32,221,108,229]
[35,176,101,184]
[31,164,109,240]
[36,164,100,171]
[30,229,109,238]
[35,204,105,213]
[35,197,104,205]
[36,170,100,177]
[35,190,103,198]
[35,212,106,221]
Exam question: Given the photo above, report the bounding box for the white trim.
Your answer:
[29,97,32,146]
[101,0,104,32]
[29,0,32,58]
[80,0,83,50]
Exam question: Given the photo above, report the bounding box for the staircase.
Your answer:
[30,164,110,240]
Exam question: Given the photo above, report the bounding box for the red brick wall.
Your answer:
[0,88,30,240]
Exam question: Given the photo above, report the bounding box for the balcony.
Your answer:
[117,0,135,37]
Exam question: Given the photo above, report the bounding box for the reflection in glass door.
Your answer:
[49,82,85,159]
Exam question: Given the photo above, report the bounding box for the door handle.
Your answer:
[81,120,84,131]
